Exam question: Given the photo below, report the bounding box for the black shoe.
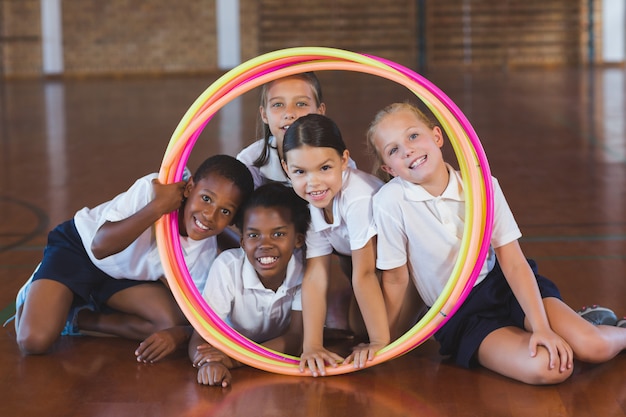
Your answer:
[577,305,618,326]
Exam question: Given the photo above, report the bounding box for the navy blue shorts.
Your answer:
[433,259,561,368]
[32,219,151,309]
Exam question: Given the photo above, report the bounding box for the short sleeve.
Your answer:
[490,178,522,248]
[237,139,266,189]
[344,196,378,251]
[201,255,235,321]
[103,175,154,223]
[304,227,334,258]
[373,189,409,270]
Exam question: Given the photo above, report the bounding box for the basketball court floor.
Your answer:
[1,66,625,417]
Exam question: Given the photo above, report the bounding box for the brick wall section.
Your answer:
[0,0,610,78]
[239,0,259,62]
[425,0,597,69]
[0,0,42,77]
[61,0,217,76]
[255,0,418,68]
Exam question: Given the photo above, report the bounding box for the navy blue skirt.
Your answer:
[433,259,561,368]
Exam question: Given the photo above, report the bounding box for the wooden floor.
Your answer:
[1,66,625,417]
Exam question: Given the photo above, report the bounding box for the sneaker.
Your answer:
[16,275,34,311]
[617,318,626,328]
[7,270,38,332]
[577,305,618,326]
[61,303,95,336]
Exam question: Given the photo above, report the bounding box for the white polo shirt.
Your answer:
[306,167,383,258]
[201,248,303,342]
[373,164,521,306]
[237,136,289,188]
[73,173,218,292]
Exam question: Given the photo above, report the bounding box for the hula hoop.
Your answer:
[156,47,494,375]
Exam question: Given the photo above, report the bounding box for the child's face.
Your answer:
[372,110,447,193]
[260,78,326,158]
[180,173,244,240]
[241,206,305,288]
[282,145,349,211]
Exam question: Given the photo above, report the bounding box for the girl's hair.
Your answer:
[193,154,255,225]
[253,72,324,168]
[366,102,436,182]
[235,182,311,236]
[282,114,346,163]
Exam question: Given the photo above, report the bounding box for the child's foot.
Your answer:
[61,303,95,336]
[7,272,38,331]
[576,305,618,326]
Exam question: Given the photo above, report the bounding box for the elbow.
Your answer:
[352,269,379,286]
[90,239,111,260]
[382,270,408,287]
[91,245,106,260]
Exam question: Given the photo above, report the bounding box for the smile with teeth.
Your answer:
[409,155,427,169]
[257,256,278,265]
[308,189,328,200]
[194,217,209,231]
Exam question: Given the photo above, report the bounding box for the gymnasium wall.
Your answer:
[0,0,609,78]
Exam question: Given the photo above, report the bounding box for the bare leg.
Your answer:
[77,283,186,340]
[477,297,626,385]
[544,297,626,363]
[16,279,74,354]
[477,326,574,385]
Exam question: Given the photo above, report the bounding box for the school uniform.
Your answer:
[374,164,561,367]
[201,248,303,342]
[30,173,217,308]
[237,136,289,189]
[306,167,383,259]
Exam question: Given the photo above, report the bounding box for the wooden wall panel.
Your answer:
[257,0,418,69]
[61,0,217,77]
[425,0,589,69]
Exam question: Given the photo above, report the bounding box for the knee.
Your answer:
[572,334,614,363]
[16,329,54,355]
[522,360,574,385]
[147,307,186,330]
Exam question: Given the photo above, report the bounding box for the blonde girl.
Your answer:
[368,102,626,385]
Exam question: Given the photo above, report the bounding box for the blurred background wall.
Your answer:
[0,0,624,79]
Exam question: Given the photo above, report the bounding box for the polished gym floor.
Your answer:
[1,66,625,417]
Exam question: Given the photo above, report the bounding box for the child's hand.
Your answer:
[194,344,237,369]
[343,342,385,369]
[151,178,187,215]
[135,329,179,363]
[196,362,232,387]
[192,344,238,370]
[298,347,344,377]
[529,329,573,372]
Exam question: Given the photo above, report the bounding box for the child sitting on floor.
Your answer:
[15,155,253,363]
[368,102,626,385]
